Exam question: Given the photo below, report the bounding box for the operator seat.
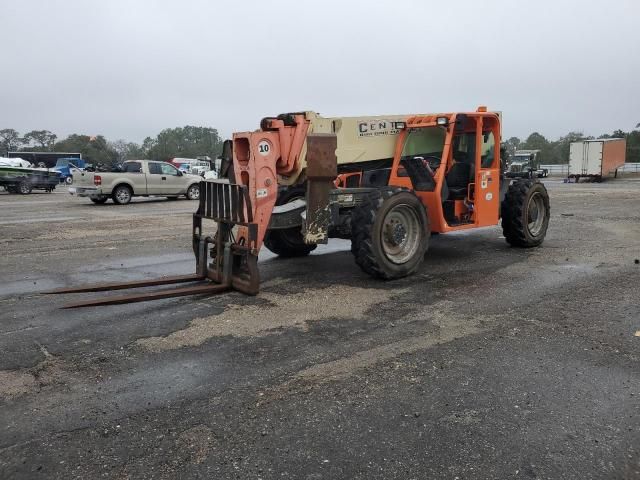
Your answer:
[446,161,471,199]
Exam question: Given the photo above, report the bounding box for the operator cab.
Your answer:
[332,109,501,233]
[387,110,501,232]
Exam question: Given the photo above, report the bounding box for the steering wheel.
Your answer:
[414,155,442,170]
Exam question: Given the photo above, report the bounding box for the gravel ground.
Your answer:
[0,180,639,479]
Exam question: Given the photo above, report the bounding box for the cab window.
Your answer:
[160,163,179,175]
[400,127,446,162]
[481,131,495,168]
[123,161,142,173]
[398,127,445,190]
[452,133,476,165]
[148,163,163,174]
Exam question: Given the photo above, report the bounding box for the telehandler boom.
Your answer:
[49,107,550,307]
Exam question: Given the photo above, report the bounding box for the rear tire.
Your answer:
[90,195,109,204]
[263,187,317,257]
[18,181,32,195]
[351,187,429,279]
[112,185,132,205]
[501,180,550,247]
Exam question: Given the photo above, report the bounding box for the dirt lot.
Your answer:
[0,180,639,479]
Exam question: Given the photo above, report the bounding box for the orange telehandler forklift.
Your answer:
[50,107,549,308]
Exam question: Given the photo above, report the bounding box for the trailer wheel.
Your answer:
[501,180,550,248]
[65,176,73,185]
[112,185,132,205]
[351,187,429,280]
[263,187,317,257]
[18,181,32,195]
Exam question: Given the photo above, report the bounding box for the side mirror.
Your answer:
[177,170,183,176]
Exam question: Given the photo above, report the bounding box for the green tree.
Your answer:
[504,136,521,157]
[23,130,58,150]
[54,134,118,166]
[145,126,223,161]
[109,139,146,162]
[521,132,549,151]
[0,128,23,153]
[611,129,626,139]
[626,129,640,163]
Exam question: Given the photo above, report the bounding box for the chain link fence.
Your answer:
[540,163,640,177]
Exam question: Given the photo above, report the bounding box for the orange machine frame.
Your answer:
[387,108,501,233]
[231,108,502,251]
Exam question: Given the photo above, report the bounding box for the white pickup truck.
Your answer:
[69,160,202,205]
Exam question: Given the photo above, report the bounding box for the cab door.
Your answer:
[147,162,183,195]
[473,115,501,227]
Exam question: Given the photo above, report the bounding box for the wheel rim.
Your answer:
[20,183,30,194]
[380,204,421,264]
[116,188,130,203]
[526,191,546,237]
[189,186,200,199]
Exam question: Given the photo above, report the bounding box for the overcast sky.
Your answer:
[2,0,638,143]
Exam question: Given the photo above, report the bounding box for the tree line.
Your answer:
[2,124,639,166]
[0,126,224,167]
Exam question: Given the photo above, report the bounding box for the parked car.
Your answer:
[68,160,202,204]
[54,157,88,184]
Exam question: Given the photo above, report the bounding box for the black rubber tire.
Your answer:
[351,186,430,280]
[90,196,109,204]
[186,184,200,200]
[263,187,317,257]
[18,181,32,195]
[112,185,132,205]
[501,180,550,247]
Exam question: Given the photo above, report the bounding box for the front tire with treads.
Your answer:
[501,180,550,247]
[263,187,317,257]
[351,187,429,280]
[186,184,200,200]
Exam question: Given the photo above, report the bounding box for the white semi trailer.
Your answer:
[568,138,626,182]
